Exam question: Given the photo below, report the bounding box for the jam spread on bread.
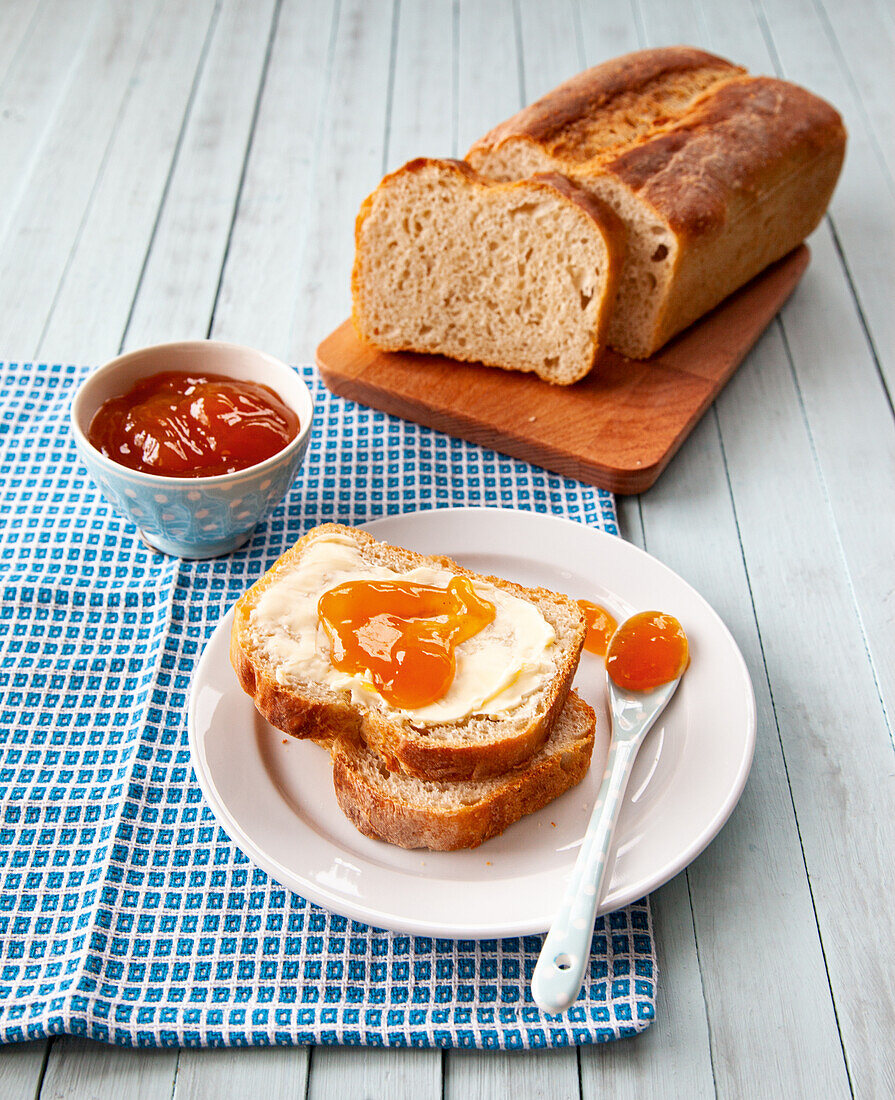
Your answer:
[249,531,558,727]
[578,601,618,657]
[318,577,496,708]
[605,611,688,691]
[88,371,299,477]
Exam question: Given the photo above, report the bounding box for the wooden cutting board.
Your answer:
[316,245,809,494]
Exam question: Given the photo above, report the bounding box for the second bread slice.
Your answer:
[351,158,625,385]
[331,691,596,850]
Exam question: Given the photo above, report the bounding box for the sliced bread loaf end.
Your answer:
[351,158,625,385]
[466,51,846,360]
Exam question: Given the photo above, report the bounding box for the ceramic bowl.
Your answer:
[70,341,314,559]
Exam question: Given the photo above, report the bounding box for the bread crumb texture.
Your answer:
[352,160,619,383]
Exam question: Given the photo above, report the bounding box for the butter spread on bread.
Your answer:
[467,47,847,359]
[248,533,557,724]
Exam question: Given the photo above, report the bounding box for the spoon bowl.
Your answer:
[531,613,687,1015]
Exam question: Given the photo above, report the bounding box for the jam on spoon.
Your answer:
[532,610,689,1014]
[605,610,689,692]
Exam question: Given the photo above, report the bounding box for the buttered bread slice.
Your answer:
[230,523,586,781]
[331,691,596,850]
[351,158,625,385]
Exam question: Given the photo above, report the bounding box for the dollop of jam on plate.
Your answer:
[578,600,618,657]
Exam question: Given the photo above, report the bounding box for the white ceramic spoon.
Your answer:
[531,643,684,1015]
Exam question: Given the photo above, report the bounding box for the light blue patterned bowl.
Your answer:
[70,341,314,558]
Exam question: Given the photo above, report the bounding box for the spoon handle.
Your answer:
[531,735,642,1015]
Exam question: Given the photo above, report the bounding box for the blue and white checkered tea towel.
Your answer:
[0,361,655,1049]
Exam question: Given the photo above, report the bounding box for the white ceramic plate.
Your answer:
[188,508,755,937]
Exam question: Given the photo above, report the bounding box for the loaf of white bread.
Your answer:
[352,47,846,373]
[230,523,595,849]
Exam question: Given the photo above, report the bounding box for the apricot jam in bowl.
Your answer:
[70,341,314,559]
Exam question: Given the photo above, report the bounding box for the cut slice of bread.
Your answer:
[351,158,625,385]
[230,523,586,781]
[331,691,596,850]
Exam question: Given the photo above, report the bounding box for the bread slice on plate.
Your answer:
[331,690,596,850]
[230,523,586,781]
[351,157,625,385]
[467,47,847,359]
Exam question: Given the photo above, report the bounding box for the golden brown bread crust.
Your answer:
[230,523,586,781]
[606,75,847,238]
[469,47,743,161]
[613,75,846,351]
[229,623,363,742]
[528,169,625,244]
[331,692,596,850]
[527,168,626,267]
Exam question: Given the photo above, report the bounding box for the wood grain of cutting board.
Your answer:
[316,245,809,494]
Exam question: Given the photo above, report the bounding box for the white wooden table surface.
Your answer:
[0,1,891,1097]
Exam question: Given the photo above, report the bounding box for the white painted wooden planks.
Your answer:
[760,0,895,393]
[581,876,714,1098]
[286,0,396,363]
[455,0,519,158]
[516,0,587,101]
[36,0,218,365]
[0,1039,48,1100]
[633,0,894,1096]
[174,1046,310,1099]
[0,0,103,264]
[0,0,163,355]
[576,0,643,69]
[210,0,338,360]
[815,0,895,186]
[445,1048,580,1100]
[122,0,278,350]
[715,326,895,1100]
[773,226,895,735]
[39,1038,177,1100]
[699,6,894,1094]
[0,3,890,1097]
[308,1047,441,1100]
[385,0,454,168]
[625,398,852,1097]
[753,0,895,726]
[0,0,43,87]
